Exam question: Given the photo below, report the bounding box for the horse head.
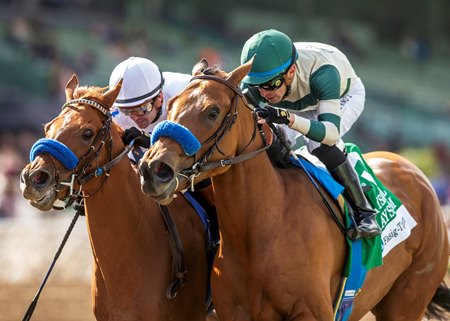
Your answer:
[138,58,263,204]
[20,75,123,210]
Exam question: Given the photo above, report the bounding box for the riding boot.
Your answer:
[330,157,381,239]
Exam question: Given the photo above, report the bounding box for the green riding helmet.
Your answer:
[240,29,298,85]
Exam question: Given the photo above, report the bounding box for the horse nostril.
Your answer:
[150,161,174,184]
[29,169,52,189]
[138,160,149,178]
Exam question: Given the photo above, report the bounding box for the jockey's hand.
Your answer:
[255,106,291,125]
[122,127,150,148]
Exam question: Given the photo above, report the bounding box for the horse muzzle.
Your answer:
[138,158,179,204]
[20,166,57,211]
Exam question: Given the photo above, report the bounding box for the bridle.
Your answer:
[25,98,195,313]
[176,75,270,191]
[30,98,134,209]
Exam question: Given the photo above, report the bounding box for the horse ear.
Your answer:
[192,58,209,76]
[103,78,123,108]
[65,74,79,100]
[226,56,254,87]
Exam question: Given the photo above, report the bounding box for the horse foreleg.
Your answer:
[370,267,438,321]
[92,262,109,320]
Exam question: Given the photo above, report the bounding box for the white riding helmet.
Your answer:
[109,57,164,107]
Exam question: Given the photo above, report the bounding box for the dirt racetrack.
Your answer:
[1,200,449,321]
[1,285,378,321]
[1,283,94,321]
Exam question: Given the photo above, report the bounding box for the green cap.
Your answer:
[240,29,297,85]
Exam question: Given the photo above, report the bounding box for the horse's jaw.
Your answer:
[139,168,178,205]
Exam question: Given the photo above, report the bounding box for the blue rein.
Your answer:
[30,138,78,170]
[151,120,201,157]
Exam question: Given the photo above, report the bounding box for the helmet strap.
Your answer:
[282,65,295,99]
[151,107,163,124]
[283,84,292,100]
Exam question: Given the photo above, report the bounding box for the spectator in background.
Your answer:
[400,31,431,65]
[432,143,450,205]
[0,144,22,218]
[329,21,365,58]
[0,129,40,218]
[5,16,32,51]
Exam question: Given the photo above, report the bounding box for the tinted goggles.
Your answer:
[251,44,298,91]
[118,99,154,116]
[252,73,285,91]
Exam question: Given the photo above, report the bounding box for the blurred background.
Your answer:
[0,0,449,320]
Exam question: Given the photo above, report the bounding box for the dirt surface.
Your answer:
[4,281,449,321]
[0,283,95,321]
[1,203,449,321]
[1,282,378,321]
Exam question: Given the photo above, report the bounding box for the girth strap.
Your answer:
[158,204,187,299]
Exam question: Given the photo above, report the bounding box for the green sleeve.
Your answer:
[310,65,341,100]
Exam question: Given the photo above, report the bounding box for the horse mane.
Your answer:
[71,83,125,140]
[203,65,227,78]
[73,85,108,101]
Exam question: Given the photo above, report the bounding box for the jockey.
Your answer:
[109,56,191,163]
[240,29,381,238]
[109,56,220,247]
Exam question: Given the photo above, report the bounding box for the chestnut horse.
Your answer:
[138,59,450,321]
[19,75,218,321]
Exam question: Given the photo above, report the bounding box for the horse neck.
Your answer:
[83,157,166,260]
[212,108,287,246]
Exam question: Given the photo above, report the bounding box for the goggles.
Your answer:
[118,97,156,116]
[250,44,298,91]
[252,73,285,91]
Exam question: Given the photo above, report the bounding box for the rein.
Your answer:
[158,204,187,299]
[22,202,85,321]
[175,75,270,190]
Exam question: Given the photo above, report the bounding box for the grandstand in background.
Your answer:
[0,0,449,151]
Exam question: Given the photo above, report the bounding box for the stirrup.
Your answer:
[357,223,381,238]
[346,224,380,240]
[207,239,221,251]
[346,227,362,241]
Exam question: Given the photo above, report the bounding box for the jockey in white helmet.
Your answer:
[109,56,191,162]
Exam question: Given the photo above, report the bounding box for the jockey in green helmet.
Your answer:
[241,29,381,239]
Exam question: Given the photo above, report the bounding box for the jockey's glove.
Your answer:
[255,106,291,125]
[122,127,151,148]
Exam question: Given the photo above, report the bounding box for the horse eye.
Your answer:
[208,106,220,120]
[83,129,94,140]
